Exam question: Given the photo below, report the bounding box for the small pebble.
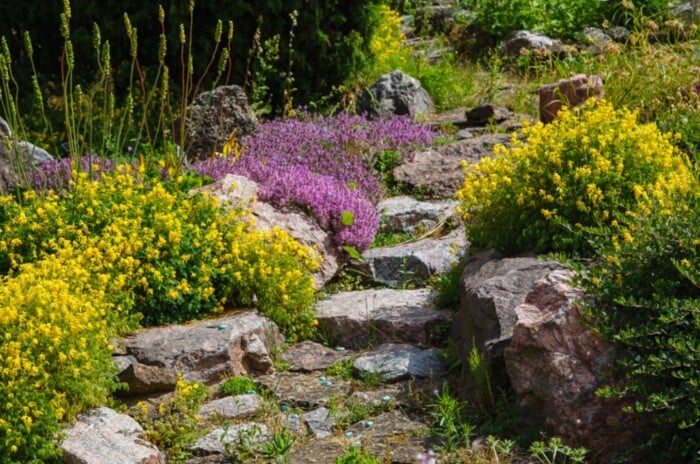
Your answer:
[343,431,353,438]
[318,376,326,382]
[280,405,288,412]
[336,346,345,352]
[245,390,255,395]
[290,414,299,419]
[364,421,374,428]
[381,395,391,403]
[321,380,332,386]
[217,324,227,330]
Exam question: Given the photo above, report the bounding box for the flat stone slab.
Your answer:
[190,422,270,455]
[316,288,450,349]
[358,227,468,288]
[353,343,445,381]
[376,196,460,235]
[303,407,335,438]
[199,394,260,421]
[287,439,348,464]
[281,340,351,372]
[60,407,165,464]
[345,410,432,463]
[256,372,352,410]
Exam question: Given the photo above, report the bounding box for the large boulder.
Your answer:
[451,250,565,397]
[178,85,258,162]
[376,196,460,235]
[192,174,340,288]
[353,343,445,381]
[60,407,165,464]
[393,133,510,198]
[121,311,282,383]
[504,269,637,461]
[357,70,434,118]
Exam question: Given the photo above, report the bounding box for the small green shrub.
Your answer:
[335,446,382,464]
[429,384,475,453]
[456,98,697,254]
[577,189,700,461]
[136,375,209,461]
[529,437,587,464]
[220,376,257,396]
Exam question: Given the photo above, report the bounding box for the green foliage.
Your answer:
[468,346,495,418]
[325,359,355,380]
[335,446,382,464]
[456,99,697,255]
[220,376,257,397]
[577,189,700,461]
[0,166,319,340]
[429,384,475,452]
[260,428,296,464]
[460,0,602,41]
[135,375,209,461]
[529,437,587,464]
[0,0,379,117]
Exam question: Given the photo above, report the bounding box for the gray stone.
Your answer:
[112,355,138,375]
[256,372,352,410]
[357,227,468,288]
[377,196,460,235]
[191,174,259,207]
[499,30,565,57]
[583,27,612,45]
[353,343,444,381]
[357,70,434,118]
[504,269,637,461]
[607,26,631,43]
[452,250,565,398]
[287,440,348,464]
[199,394,260,421]
[191,423,269,455]
[252,201,340,288]
[117,362,179,396]
[60,407,165,464]
[122,311,282,383]
[281,340,350,372]
[178,85,258,162]
[393,133,511,199]
[316,288,450,349]
[0,117,55,195]
[466,104,513,125]
[303,407,335,438]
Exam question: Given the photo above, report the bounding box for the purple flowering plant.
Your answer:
[192,112,438,251]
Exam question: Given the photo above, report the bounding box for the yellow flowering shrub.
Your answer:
[0,254,125,463]
[368,4,410,73]
[456,98,698,254]
[0,165,319,338]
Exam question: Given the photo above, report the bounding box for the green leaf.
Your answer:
[341,210,355,226]
[342,245,362,260]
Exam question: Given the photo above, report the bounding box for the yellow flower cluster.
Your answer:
[369,4,408,72]
[456,98,698,253]
[0,254,120,462]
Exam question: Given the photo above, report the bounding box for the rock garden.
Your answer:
[0,1,698,463]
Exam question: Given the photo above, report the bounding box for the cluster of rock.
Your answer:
[59,159,634,462]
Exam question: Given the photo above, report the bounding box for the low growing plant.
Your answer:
[335,446,382,464]
[136,375,209,461]
[220,375,257,396]
[529,437,587,464]
[0,254,130,463]
[429,384,475,453]
[0,165,320,340]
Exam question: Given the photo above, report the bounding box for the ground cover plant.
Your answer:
[191,112,438,251]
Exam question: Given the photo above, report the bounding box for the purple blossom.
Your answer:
[191,112,438,251]
[29,155,115,193]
